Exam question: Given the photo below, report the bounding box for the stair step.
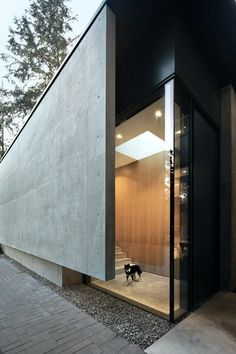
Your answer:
[115,251,127,259]
[115,245,122,252]
[115,257,132,267]
[115,266,125,275]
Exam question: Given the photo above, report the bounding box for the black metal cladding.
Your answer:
[110,0,225,317]
[111,1,222,124]
[108,0,236,90]
[192,109,220,308]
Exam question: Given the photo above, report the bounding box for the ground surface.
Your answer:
[145,291,236,354]
[92,271,179,316]
[0,255,173,353]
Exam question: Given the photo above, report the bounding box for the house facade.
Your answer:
[0,0,236,322]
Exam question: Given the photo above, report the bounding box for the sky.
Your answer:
[0,0,103,144]
[0,0,103,78]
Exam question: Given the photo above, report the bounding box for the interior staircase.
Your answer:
[115,244,132,275]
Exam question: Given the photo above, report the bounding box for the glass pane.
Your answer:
[115,88,170,316]
[174,83,191,319]
[91,82,175,319]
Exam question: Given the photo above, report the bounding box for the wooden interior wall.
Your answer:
[115,152,170,275]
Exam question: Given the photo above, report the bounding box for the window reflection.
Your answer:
[174,83,190,319]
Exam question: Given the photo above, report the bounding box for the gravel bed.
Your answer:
[5,255,174,350]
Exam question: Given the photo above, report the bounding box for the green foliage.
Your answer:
[0,0,78,156]
[0,88,16,158]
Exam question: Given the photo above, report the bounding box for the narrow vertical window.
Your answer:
[173,83,191,319]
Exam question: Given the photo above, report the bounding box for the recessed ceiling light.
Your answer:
[116,134,123,139]
[116,131,166,160]
[183,170,187,174]
[155,110,162,118]
[165,81,174,150]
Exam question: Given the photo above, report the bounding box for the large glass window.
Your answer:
[114,84,171,317]
[91,79,190,321]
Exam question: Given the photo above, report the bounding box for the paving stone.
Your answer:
[26,338,58,354]
[119,344,144,354]
[48,323,68,335]
[11,341,34,353]
[55,327,79,341]
[0,256,144,354]
[56,331,85,346]
[73,316,97,330]
[6,333,19,344]
[26,320,59,336]
[61,339,92,354]
[0,328,15,337]
[15,328,27,336]
[90,328,117,346]
[1,340,23,353]
[77,343,104,354]
[30,331,51,344]
[0,337,9,348]
[79,322,106,339]
[100,335,130,352]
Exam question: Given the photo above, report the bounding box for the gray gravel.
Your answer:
[6,255,174,350]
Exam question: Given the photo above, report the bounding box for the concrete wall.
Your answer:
[2,245,83,286]
[221,85,236,291]
[0,5,115,281]
[2,245,82,286]
[2,245,63,286]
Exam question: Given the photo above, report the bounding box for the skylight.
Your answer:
[115,131,166,160]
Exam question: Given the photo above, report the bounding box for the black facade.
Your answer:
[106,0,236,320]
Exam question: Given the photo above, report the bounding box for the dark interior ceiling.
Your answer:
[107,0,236,89]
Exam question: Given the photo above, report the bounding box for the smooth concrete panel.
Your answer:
[0,5,115,281]
[2,245,63,286]
[2,245,82,286]
[104,6,115,280]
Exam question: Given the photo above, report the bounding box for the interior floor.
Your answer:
[92,272,180,318]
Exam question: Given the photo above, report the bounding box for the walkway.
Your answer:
[0,256,143,354]
[145,291,236,354]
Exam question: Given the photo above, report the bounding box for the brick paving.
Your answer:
[0,256,143,354]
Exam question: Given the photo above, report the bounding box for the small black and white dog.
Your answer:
[124,264,142,283]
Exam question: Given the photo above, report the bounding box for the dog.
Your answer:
[124,263,142,283]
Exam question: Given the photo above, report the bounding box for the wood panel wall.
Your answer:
[115,152,170,275]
